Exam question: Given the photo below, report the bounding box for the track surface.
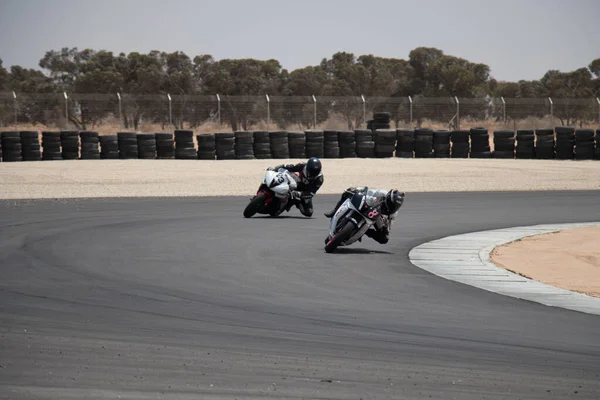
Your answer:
[1,191,600,399]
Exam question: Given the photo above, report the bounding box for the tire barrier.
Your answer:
[305,130,324,158]
[253,131,271,159]
[396,129,414,158]
[155,132,175,159]
[433,130,451,158]
[354,130,374,158]
[234,131,255,160]
[374,129,396,158]
[61,131,80,160]
[516,130,535,159]
[215,132,235,160]
[575,129,595,161]
[414,128,434,158]
[367,112,391,130]
[338,130,356,158]
[100,135,119,159]
[174,130,196,160]
[20,131,41,161]
[117,132,138,159]
[270,131,290,159]
[323,130,340,159]
[1,127,597,162]
[137,133,157,160]
[197,133,216,160]
[534,129,555,159]
[80,131,100,160]
[492,130,515,159]
[554,126,575,160]
[1,131,22,162]
[450,130,469,158]
[470,127,491,158]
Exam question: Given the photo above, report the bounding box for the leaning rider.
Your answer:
[269,157,324,217]
[324,187,405,244]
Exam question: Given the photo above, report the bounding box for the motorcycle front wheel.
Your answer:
[324,221,356,253]
[243,192,268,218]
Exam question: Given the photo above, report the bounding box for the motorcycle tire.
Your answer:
[243,192,268,218]
[325,221,356,253]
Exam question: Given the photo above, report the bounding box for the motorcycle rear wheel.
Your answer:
[324,221,356,253]
[243,192,268,218]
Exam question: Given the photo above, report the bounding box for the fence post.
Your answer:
[361,94,366,126]
[596,98,600,127]
[501,96,506,124]
[63,92,69,129]
[117,92,122,128]
[12,91,17,125]
[548,97,553,122]
[216,94,221,127]
[266,94,270,126]
[312,95,317,128]
[408,96,413,127]
[454,96,460,130]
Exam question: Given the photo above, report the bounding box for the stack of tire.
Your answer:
[253,131,272,159]
[60,131,80,160]
[1,132,22,162]
[367,112,391,131]
[80,131,100,160]
[323,130,340,158]
[355,130,375,158]
[373,129,396,158]
[196,134,216,160]
[596,130,600,160]
[515,130,535,159]
[234,131,255,159]
[338,131,357,158]
[492,130,515,159]
[155,133,175,159]
[137,133,157,159]
[469,128,491,158]
[100,135,119,159]
[20,131,41,161]
[414,128,434,158]
[554,126,575,160]
[174,130,196,160]
[450,130,470,158]
[270,131,290,159]
[534,129,555,159]
[574,129,596,160]
[117,132,138,159]
[433,130,451,158]
[395,129,414,158]
[288,131,306,159]
[215,132,235,160]
[305,130,324,158]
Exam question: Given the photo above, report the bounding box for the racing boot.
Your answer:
[324,197,346,218]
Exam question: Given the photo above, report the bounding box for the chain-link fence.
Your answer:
[1,92,599,132]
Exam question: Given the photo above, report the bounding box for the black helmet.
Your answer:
[303,157,322,179]
[384,189,404,214]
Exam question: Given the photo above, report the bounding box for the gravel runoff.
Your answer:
[1,158,599,200]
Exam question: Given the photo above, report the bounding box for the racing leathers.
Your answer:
[270,163,324,217]
[325,186,404,244]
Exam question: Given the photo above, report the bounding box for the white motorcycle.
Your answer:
[243,168,298,218]
[324,191,383,253]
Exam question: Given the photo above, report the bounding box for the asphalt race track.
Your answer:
[1,191,600,399]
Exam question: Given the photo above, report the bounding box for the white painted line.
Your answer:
[408,222,600,316]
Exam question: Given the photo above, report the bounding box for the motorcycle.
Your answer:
[324,191,382,253]
[243,168,298,218]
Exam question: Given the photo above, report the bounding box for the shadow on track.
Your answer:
[326,247,394,255]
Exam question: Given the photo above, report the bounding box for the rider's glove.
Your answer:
[290,190,302,200]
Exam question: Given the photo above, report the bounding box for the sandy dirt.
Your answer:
[491,226,600,298]
[1,158,599,199]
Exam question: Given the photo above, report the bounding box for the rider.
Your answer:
[268,157,324,217]
[324,187,405,244]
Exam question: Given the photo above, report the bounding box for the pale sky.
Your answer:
[0,0,597,82]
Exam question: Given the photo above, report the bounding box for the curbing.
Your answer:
[408,222,600,316]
